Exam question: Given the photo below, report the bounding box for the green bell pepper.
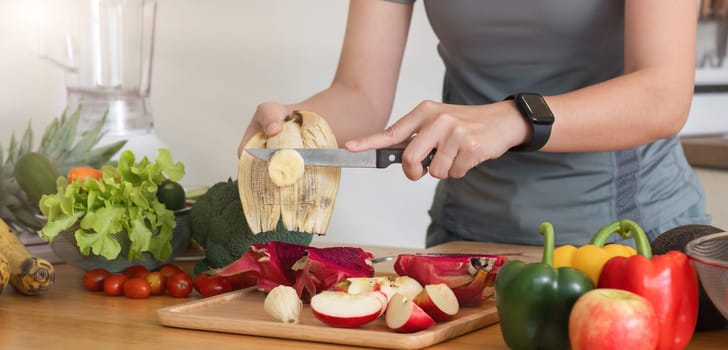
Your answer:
[495,222,595,350]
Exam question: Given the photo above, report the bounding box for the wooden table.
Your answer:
[0,241,725,350]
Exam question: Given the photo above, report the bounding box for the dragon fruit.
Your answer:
[292,246,375,302]
[213,241,310,292]
[393,253,508,306]
[212,241,374,300]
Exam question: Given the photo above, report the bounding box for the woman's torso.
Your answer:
[406,0,709,246]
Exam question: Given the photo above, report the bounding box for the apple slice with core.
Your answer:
[385,293,435,333]
[335,276,424,301]
[379,276,423,301]
[413,283,460,322]
[310,291,383,328]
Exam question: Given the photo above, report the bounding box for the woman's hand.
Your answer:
[238,102,292,156]
[346,100,530,180]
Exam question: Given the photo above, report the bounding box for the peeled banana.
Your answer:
[238,110,340,235]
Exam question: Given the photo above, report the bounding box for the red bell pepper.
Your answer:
[598,219,699,350]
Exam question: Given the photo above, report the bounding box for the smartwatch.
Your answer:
[505,93,554,152]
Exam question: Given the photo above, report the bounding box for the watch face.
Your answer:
[519,93,554,124]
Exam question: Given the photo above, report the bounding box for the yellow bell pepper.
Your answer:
[553,220,641,285]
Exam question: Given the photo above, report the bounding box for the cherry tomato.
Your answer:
[83,268,111,292]
[103,274,129,296]
[124,278,152,299]
[194,274,232,298]
[158,263,184,280]
[122,265,150,279]
[145,271,166,296]
[166,272,193,298]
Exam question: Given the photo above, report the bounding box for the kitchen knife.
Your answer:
[245,148,435,169]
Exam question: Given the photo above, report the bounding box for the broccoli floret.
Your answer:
[189,178,313,273]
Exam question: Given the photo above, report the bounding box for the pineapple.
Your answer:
[0,107,127,235]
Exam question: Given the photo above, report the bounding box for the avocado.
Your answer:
[652,224,728,331]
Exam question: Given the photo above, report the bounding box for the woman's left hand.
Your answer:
[345,100,529,180]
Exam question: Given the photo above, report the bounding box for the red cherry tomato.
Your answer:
[124,278,152,299]
[166,272,193,298]
[122,265,150,279]
[145,271,167,296]
[158,263,185,280]
[83,268,111,292]
[103,274,129,296]
[194,274,233,298]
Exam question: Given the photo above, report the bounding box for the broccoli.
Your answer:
[189,178,313,274]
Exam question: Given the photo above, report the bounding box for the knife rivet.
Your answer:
[388,154,396,162]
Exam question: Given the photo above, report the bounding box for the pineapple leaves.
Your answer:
[1,106,127,236]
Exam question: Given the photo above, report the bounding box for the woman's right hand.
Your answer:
[238,102,292,156]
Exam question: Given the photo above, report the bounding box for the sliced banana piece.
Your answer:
[268,149,305,187]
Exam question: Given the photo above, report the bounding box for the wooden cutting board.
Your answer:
[157,287,499,349]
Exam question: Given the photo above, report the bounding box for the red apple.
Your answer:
[569,288,659,350]
[413,283,460,322]
[310,291,383,328]
[385,293,435,333]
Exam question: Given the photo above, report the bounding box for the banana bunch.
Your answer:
[0,108,127,235]
[238,110,340,235]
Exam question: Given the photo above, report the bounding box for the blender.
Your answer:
[40,0,162,155]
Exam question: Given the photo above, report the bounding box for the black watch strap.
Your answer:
[505,93,554,152]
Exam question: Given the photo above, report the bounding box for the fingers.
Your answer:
[238,102,290,157]
[346,100,438,152]
[405,113,486,180]
[256,102,289,135]
[347,100,496,181]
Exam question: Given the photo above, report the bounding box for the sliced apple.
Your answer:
[332,276,385,294]
[379,276,423,301]
[334,276,423,302]
[370,290,388,316]
[310,290,382,328]
[413,283,460,322]
[385,293,435,333]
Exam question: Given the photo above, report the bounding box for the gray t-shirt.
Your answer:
[387,0,709,247]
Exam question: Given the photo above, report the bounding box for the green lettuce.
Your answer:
[39,148,185,261]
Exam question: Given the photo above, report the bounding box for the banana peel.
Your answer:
[238,110,340,235]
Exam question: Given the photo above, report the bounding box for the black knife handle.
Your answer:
[376,149,436,168]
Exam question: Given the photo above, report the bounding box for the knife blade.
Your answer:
[245,148,435,169]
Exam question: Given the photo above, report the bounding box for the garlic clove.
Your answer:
[264,285,302,324]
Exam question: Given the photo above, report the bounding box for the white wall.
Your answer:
[1,1,726,249]
[0,0,442,249]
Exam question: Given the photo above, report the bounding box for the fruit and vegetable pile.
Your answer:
[495,220,710,350]
[201,240,507,332]
[0,109,189,298]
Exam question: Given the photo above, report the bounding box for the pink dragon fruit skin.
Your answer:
[212,242,375,300]
[213,241,310,292]
[292,246,375,302]
[393,253,507,306]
